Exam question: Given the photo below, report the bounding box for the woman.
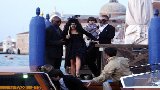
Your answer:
[62,18,96,77]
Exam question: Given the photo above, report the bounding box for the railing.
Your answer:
[95,44,148,73]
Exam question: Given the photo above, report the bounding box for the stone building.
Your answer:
[2,36,16,53]
[16,32,29,54]
[100,0,126,22]
[153,0,160,10]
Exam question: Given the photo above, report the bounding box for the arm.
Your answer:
[106,26,115,39]
[62,24,69,38]
[85,24,98,34]
[62,24,70,45]
[92,61,116,83]
[85,25,92,33]
[48,39,64,46]
[46,27,64,46]
[81,28,97,40]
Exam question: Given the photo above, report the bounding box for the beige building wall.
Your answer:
[16,32,29,54]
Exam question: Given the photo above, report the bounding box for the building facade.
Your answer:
[16,32,29,54]
[2,36,16,53]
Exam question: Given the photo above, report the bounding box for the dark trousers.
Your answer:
[86,43,101,77]
[64,45,71,68]
[45,57,62,69]
[97,51,102,75]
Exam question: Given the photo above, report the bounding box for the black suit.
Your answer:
[45,25,63,69]
[54,75,87,90]
[98,24,115,44]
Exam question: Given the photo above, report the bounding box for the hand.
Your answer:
[86,80,95,87]
[86,81,92,87]
[64,23,70,30]
[66,35,70,39]
[60,39,66,45]
[96,29,100,33]
[90,40,99,44]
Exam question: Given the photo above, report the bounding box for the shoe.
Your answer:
[65,67,71,74]
[76,73,80,79]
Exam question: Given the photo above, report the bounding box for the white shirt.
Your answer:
[98,24,108,34]
[59,78,69,90]
[97,24,108,39]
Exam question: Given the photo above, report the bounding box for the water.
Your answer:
[0,54,29,72]
[0,54,29,66]
[0,54,65,72]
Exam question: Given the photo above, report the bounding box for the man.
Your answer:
[45,16,64,69]
[48,69,88,90]
[87,47,132,87]
[98,15,115,44]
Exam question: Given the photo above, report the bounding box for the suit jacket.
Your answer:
[45,25,63,58]
[54,75,88,90]
[98,24,115,44]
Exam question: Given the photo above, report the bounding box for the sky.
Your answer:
[0,0,127,42]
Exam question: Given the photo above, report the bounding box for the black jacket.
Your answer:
[54,75,88,90]
[45,25,63,58]
[98,24,115,44]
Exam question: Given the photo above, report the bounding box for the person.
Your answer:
[85,17,99,39]
[38,64,54,73]
[98,15,115,44]
[17,48,20,54]
[62,17,96,77]
[48,69,88,90]
[84,17,100,77]
[87,47,132,87]
[45,16,64,69]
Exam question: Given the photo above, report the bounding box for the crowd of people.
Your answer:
[44,14,132,90]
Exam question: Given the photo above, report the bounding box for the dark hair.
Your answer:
[64,18,83,33]
[48,69,64,78]
[38,64,54,73]
[87,17,97,23]
[104,47,117,57]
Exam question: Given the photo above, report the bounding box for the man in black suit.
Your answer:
[98,15,115,44]
[45,16,64,69]
[48,69,88,90]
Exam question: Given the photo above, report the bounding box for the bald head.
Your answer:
[51,16,61,26]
